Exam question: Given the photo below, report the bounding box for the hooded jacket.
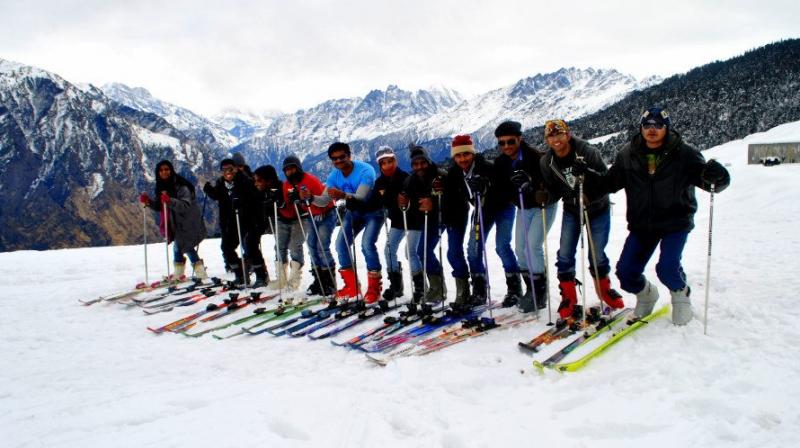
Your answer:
[149,160,206,249]
[541,136,609,218]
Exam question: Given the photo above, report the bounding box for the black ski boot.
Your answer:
[411,271,425,304]
[319,266,337,297]
[502,272,522,307]
[533,273,548,310]
[470,273,487,306]
[252,264,269,288]
[306,267,322,296]
[383,264,404,300]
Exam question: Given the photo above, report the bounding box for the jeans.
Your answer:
[556,208,611,279]
[616,230,689,293]
[466,204,520,274]
[515,203,558,275]
[409,228,442,274]
[446,220,469,278]
[304,211,336,269]
[276,219,304,265]
[385,227,422,273]
[335,209,384,271]
[173,242,200,264]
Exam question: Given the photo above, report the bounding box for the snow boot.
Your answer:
[411,271,425,303]
[191,260,208,280]
[424,272,445,304]
[470,273,488,305]
[383,264,404,300]
[305,267,322,296]
[518,271,535,313]
[173,261,186,280]
[336,268,360,300]
[269,262,289,290]
[671,286,692,325]
[533,273,548,310]
[557,277,579,319]
[251,264,269,288]
[595,275,625,309]
[288,260,303,291]
[633,279,659,318]
[453,277,471,306]
[502,272,522,307]
[364,271,383,304]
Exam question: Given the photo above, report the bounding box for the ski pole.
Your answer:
[269,198,283,303]
[382,207,397,304]
[576,166,587,323]
[400,199,414,302]
[422,211,429,294]
[435,191,445,304]
[518,188,541,321]
[234,207,249,289]
[301,193,337,290]
[540,198,553,325]
[475,190,494,322]
[292,200,328,297]
[583,208,603,309]
[704,184,715,336]
[143,205,149,286]
[334,203,361,301]
[162,197,172,285]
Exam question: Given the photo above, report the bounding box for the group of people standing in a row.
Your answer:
[141,106,730,325]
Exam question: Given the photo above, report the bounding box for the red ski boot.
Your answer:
[596,276,625,309]
[336,268,360,300]
[363,271,383,304]
[557,279,578,319]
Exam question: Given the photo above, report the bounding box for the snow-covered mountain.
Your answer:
[100,83,236,150]
[0,59,218,251]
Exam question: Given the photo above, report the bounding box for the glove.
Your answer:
[160,192,170,204]
[287,189,301,204]
[231,197,242,210]
[298,186,313,201]
[534,189,549,206]
[398,192,410,209]
[510,170,531,189]
[572,158,588,177]
[431,176,444,193]
[203,182,214,196]
[262,188,275,203]
[419,197,433,213]
[466,175,490,195]
[702,159,727,184]
[139,193,151,204]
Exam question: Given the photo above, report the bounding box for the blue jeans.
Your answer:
[556,208,611,279]
[276,219,304,264]
[336,209,384,271]
[385,227,423,273]
[173,242,200,264]
[409,229,442,274]
[466,204,519,274]
[515,203,558,275]
[616,230,689,293]
[446,220,469,278]
[304,211,336,269]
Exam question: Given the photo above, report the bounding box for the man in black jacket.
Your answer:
[540,119,624,318]
[203,158,266,286]
[601,107,730,325]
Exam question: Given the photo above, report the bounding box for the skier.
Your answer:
[443,134,513,312]
[398,146,445,303]
[324,142,384,303]
[598,107,730,325]
[370,146,410,300]
[230,151,254,179]
[139,160,207,280]
[286,155,337,297]
[203,159,265,286]
[501,124,558,313]
[540,119,624,318]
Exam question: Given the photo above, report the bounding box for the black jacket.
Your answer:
[402,163,444,231]
[442,154,506,228]
[204,172,260,237]
[541,137,609,218]
[603,131,730,234]
[371,168,410,229]
[494,140,553,209]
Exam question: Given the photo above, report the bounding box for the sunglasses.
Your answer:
[330,154,348,162]
[497,138,517,147]
[642,123,666,130]
[221,167,236,173]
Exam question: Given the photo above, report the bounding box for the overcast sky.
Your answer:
[1,0,798,116]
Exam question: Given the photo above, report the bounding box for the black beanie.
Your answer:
[409,145,431,163]
[282,155,304,174]
[494,120,522,137]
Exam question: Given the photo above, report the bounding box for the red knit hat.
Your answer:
[451,134,476,157]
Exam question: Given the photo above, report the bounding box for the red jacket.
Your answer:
[282,173,333,218]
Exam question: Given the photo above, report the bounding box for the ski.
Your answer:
[241,299,332,336]
[214,298,323,339]
[272,302,346,336]
[330,303,441,348]
[310,300,402,340]
[175,292,279,335]
[79,275,188,306]
[141,288,227,315]
[541,304,670,373]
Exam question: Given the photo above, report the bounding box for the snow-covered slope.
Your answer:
[2,122,798,447]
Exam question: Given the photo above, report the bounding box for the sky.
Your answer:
[1,0,798,117]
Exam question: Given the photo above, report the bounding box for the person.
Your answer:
[370,146,411,300]
[253,165,304,290]
[504,123,559,313]
[540,119,625,318]
[398,146,445,303]
[285,155,337,297]
[325,142,384,303]
[203,158,265,286]
[600,107,730,325]
[230,151,253,179]
[442,134,518,312]
[139,160,207,280]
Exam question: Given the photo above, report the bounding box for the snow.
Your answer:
[87,172,104,199]
[133,125,181,150]
[2,122,800,447]
[588,131,623,145]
